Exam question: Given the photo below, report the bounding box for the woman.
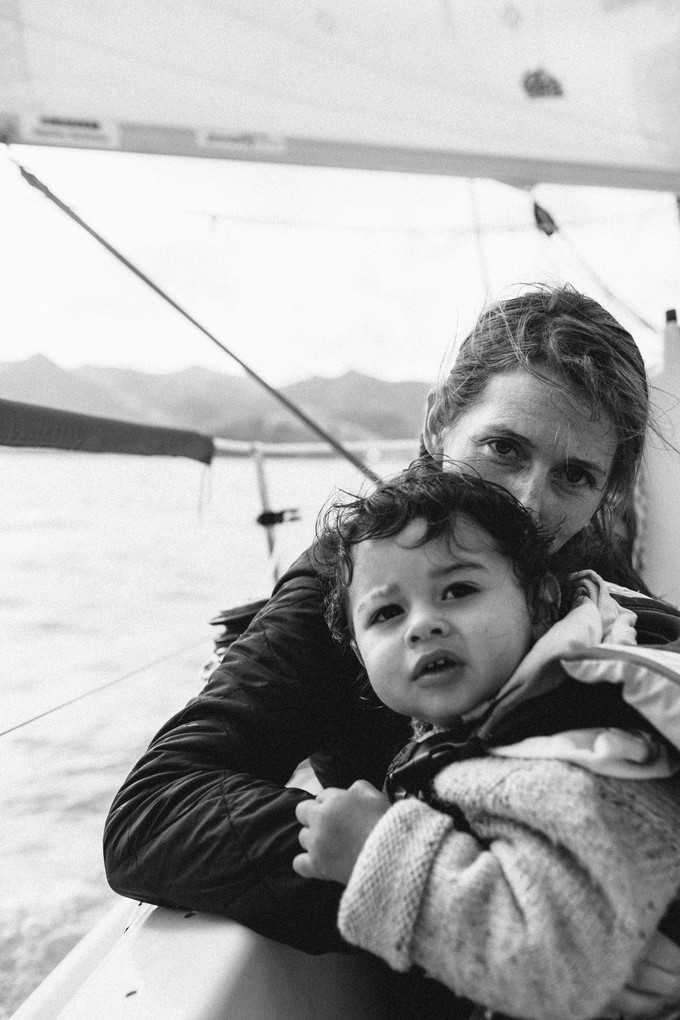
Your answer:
[104,284,680,1017]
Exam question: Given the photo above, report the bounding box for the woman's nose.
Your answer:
[406,608,449,645]
[504,471,549,524]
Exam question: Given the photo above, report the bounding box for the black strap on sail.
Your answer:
[0,397,215,464]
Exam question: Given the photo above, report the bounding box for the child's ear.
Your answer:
[530,573,562,640]
[350,637,365,667]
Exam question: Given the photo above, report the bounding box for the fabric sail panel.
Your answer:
[0,398,214,464]
[1,1,680,191]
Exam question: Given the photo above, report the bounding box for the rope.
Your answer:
[13,158,381,485]
[557,232,661,336]
[0,637,207,738]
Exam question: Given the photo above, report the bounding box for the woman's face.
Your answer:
[433,367,618,551]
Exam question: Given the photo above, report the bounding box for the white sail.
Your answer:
[1,0,680,190]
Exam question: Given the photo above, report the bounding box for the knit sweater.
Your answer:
[338,758,680,1020]
[338,574,680,1019]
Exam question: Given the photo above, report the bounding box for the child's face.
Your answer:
[348,517,540,728]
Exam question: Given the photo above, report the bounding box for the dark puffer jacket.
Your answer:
[103,547,680,955]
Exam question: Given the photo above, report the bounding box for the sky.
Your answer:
[1,143,680,386]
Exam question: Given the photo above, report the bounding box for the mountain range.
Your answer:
[0,356,432,444]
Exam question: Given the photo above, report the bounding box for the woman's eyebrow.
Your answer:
[563,456,609,481]
[480,424,609,479]
[477,423,524,442]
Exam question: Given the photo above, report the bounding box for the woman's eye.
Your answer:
[485,438,520,460]
[561,465,597,489]
[372,604,402,624]
[444,583,475,600]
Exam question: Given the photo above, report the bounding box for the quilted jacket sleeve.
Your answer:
[103,549,400,953]
[338,757,680,1020]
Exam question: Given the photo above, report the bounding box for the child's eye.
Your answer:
[371,603,403,624]
[444,583,476,600]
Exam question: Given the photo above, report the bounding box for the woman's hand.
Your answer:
[601,931,680,1019]
[293,780,391,885]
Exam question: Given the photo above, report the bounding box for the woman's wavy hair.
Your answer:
[423,284,654,589]
[315,458,573,646]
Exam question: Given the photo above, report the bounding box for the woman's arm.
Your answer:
[103,551,403,952]
[337,759,680,1020]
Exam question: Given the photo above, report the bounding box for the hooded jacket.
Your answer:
[338,573,680,1020]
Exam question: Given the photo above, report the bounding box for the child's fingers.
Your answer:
[295,796,318,827]
[297,823,310,849]
[292,852,316,879]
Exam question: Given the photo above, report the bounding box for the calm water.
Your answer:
[0,448,410,1016]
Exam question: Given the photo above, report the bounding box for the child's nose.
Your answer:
[406,608,449,645]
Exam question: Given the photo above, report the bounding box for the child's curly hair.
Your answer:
[314,458,575,645]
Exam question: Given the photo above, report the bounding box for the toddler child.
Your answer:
[294,459,680,1020]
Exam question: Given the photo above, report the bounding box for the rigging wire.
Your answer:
[0,637,207,739]
[190,200,668,237]
[13,158,381,485]
[467,178,492,296]
[532,199,663,337]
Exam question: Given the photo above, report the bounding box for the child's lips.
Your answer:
[411,652,460,682]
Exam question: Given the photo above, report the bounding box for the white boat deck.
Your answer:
[12,899,392,1019]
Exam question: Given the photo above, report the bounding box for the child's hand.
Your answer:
[293,780,391,885]
[601,930,680,1019]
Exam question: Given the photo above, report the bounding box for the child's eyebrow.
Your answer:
[354,559,486,613]
[354,584,398,613]
[431,559,485,576]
